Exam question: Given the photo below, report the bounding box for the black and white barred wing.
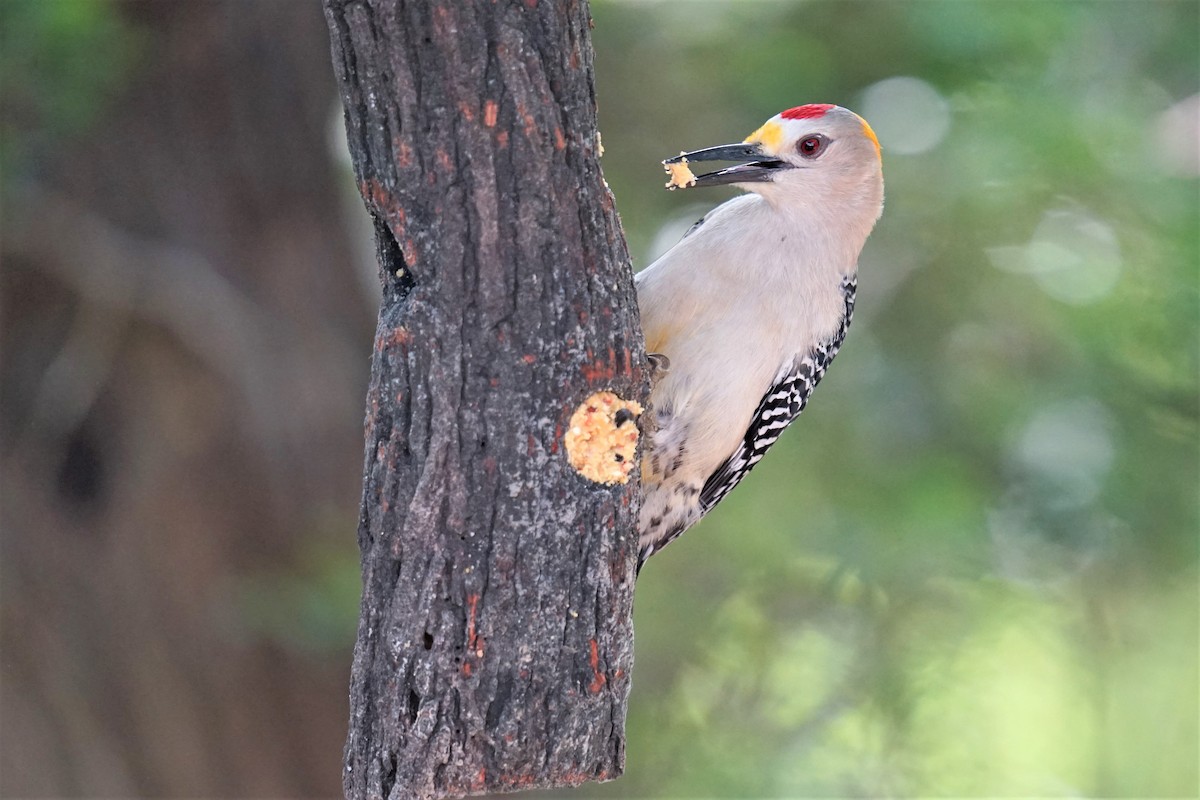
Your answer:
[698,275,856,514]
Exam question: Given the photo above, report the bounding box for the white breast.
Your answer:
[636,194,850,490]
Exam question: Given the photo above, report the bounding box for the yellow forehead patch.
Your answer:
[744,120,783,154]
[858,116,881,158]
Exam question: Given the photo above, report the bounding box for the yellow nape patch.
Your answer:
[744,120,783,154]
[858,116,881,158]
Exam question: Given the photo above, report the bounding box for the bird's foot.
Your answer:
[647,353,671,387]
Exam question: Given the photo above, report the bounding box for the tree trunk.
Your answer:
[323,1,646,797]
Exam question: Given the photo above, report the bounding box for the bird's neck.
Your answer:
[756,183,880,282]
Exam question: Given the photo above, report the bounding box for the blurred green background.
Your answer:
[1,1,1196,797]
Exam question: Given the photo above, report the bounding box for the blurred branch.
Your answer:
[6,184,296,461]
[12,297,127,451]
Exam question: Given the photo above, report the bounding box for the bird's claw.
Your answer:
[647,353,671,385]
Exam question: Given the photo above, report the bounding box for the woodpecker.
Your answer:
[636,104,884,563]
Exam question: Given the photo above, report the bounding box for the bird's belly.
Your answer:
[645,320,783,486]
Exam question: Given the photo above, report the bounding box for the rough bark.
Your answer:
[323,1,646,797]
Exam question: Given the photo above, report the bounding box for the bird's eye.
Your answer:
[798,135,827,158]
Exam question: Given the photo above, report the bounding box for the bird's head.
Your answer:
[664,104,883,215]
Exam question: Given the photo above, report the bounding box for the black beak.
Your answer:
[663,142,792,187]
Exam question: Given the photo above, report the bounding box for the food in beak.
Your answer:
[664,154,698,190]
[661,143,788,188]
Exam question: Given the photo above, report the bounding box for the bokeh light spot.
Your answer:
[987,207,1122,305]
[1153,94,1200,177]
[859,76,952,156]
[1014,397,1115,504]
